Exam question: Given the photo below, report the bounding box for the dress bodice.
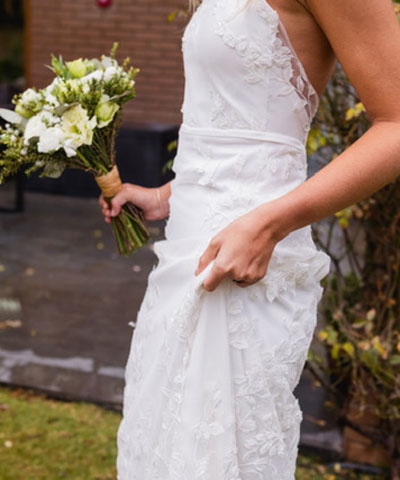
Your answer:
[181,0,319,144]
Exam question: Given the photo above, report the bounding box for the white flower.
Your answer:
[21,88,41,105]
[103,66,118,82]
[24,111,59,144]
[44,93,60,107]
[101,55,118,69]
[15,88,43,118]
[37,126,66,153]
[43,77,61,97]
[81,70,104,84]
[63,138,78,158]
[60,104,96,151]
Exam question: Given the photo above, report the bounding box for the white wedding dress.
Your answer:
[116,0,331,478]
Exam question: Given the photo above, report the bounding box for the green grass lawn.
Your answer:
[0,385,387,480]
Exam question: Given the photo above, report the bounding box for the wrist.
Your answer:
[155,182,171,219]
[255,197,296,243]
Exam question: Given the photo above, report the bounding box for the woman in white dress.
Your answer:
[99,0,400,478]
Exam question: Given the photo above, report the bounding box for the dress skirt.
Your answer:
[116,124,331,480]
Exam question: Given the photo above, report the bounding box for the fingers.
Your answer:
[195,237,220,276]
[199,252,268,292]
[235,280,252,288]
[98,193,107,209]
[98,189,130,223]
[98,194,111,223]
[109,190,129,217]
[202,261,228,292]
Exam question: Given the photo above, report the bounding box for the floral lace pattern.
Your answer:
[117,1,331,478]
[117,235,326,478]
[180,0,319,143]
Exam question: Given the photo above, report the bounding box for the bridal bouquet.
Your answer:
[0,43,150,255]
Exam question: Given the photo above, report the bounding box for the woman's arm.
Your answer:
[261,0,400,241]
[196,0,400,291]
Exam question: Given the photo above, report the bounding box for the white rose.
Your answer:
[37,126,66,153]
[61,105,97,150]
[24,111,59,145]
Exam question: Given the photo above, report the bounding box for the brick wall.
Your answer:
[24,0,187,126]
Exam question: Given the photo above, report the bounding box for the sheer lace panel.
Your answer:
[276,19,319,119]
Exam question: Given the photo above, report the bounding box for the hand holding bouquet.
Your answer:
[0,43,150,255]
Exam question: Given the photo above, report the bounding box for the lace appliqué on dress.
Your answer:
[206,0,319,141]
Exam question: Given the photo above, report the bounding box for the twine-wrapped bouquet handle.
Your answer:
[95,164,123,198]
[94,164,150,255]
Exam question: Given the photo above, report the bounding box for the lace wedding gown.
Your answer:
[117,0,331,478]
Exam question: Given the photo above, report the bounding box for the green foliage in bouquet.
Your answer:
[0,43,150,256]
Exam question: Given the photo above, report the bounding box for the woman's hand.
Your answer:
[98,182,170,223]
[194,204,283,292]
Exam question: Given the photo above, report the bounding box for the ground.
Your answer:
[0,384,387,480]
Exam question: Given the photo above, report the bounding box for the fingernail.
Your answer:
[194,268,199,276]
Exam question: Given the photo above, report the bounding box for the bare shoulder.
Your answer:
[303,0,400,122]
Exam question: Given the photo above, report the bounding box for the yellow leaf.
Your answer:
[372,336,387,359]
[345,102,365,121]
[366,308,376,321]
[318,330,328,341]
[331,343,341,359]
[306,128,327,155]
[343,342,355,357]
[167,139,178,152]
